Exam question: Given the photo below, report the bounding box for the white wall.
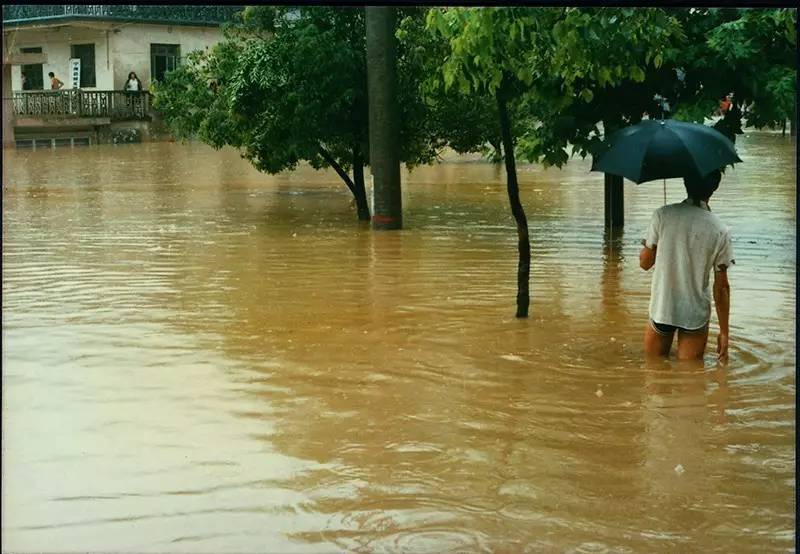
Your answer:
[7,26,114,90]
[6,23,224,91]
[111,24,223,90]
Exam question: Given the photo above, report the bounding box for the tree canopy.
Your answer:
[153,6,795,316]
[666,8,796,140]
[425,7,684,316]
[153,6,501,221]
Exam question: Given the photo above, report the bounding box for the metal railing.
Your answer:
[13,90,151,120]
[3,4,244,26]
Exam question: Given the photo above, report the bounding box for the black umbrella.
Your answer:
[591,119,742,184]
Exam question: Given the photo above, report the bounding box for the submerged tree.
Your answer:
[427,7,682,317]
[154,7,489,222]
[156,8,375,221]
[154,7,376,219]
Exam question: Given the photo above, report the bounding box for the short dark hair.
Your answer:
[684,169,721,203]
[48,72,55,77]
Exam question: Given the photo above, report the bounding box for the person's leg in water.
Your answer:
[644,321,674,358]
[676,326,709,361]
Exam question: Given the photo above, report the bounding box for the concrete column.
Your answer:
[604,173,624,228]
[3,63,13,148]
[365,7,402,230]
[3,33,15,148]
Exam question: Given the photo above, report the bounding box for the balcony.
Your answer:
[13,90,151,121]
[2,5,245,28]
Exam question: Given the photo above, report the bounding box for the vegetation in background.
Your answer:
[153,6,796,316]
[426,7,683,317]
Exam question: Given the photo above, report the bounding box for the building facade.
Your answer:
[2,5,244,147]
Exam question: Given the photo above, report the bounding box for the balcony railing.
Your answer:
[13,90,151,121]
[2,5,244,27]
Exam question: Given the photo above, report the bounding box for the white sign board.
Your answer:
[69,58,81,89]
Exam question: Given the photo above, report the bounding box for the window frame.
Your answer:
[150,43,181,84]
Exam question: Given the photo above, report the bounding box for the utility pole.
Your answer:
[365,7,402,230]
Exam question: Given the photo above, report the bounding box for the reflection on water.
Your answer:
[2,132,795,552]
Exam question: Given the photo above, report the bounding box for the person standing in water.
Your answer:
[639,169,734,361]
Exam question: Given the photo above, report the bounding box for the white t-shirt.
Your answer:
[644,199,734,329]
[126,79,139,91]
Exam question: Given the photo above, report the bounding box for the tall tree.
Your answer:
[153,7,444,222]
[427,7,681,317]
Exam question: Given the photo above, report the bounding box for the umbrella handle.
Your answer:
[663,179,666,206]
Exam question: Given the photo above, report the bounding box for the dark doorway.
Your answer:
[70,43,96,87]
[20,47,44,90]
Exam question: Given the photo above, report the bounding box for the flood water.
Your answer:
[2,133,795,553]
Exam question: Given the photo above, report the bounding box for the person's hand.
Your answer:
[717,332,729,360]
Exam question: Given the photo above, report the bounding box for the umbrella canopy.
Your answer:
[591,119,742,184]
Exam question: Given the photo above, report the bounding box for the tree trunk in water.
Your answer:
[352,145,370,221]
[604,173,624,228]
[496,87,530,319]
[317,145,368,221]
[601,118,625,229]
[365,7,402,230]
[489,138,503,164]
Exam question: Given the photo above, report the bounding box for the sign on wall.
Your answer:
[69,58,81,89]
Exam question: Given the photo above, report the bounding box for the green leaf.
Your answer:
[630,66,646,82]
[579,88,594,102]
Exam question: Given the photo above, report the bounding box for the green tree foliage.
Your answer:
[154,7,448,222]
[426,7,681,317]
[397,11,504,162]
[665,8,796,140]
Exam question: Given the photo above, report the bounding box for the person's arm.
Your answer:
[640,209,661,271]
[639,240,656,270]
[713,267,730,359]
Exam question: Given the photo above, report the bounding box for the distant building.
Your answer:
[2,4,244,147]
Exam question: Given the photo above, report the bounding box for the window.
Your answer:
[70,43,96,88]
[150,44,180,84]
[20,47,44,90]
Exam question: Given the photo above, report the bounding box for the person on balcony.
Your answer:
[125,72,143,93]
[49,72,64,90]
[124,72,144,114]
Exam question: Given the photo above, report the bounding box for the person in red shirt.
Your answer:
[719,94,732,115]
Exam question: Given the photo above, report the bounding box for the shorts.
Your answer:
[650,320,708,336]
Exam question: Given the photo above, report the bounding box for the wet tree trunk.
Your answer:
[352,144,370,221]
[365,6,402,230]
[489,138,503,164]
[496,84,530,319]
[602,118,625,228]
[317,145,369,221]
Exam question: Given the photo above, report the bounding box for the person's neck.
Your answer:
[685,197,710,210]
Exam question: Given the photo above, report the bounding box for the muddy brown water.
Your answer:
[1,132,795,553]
